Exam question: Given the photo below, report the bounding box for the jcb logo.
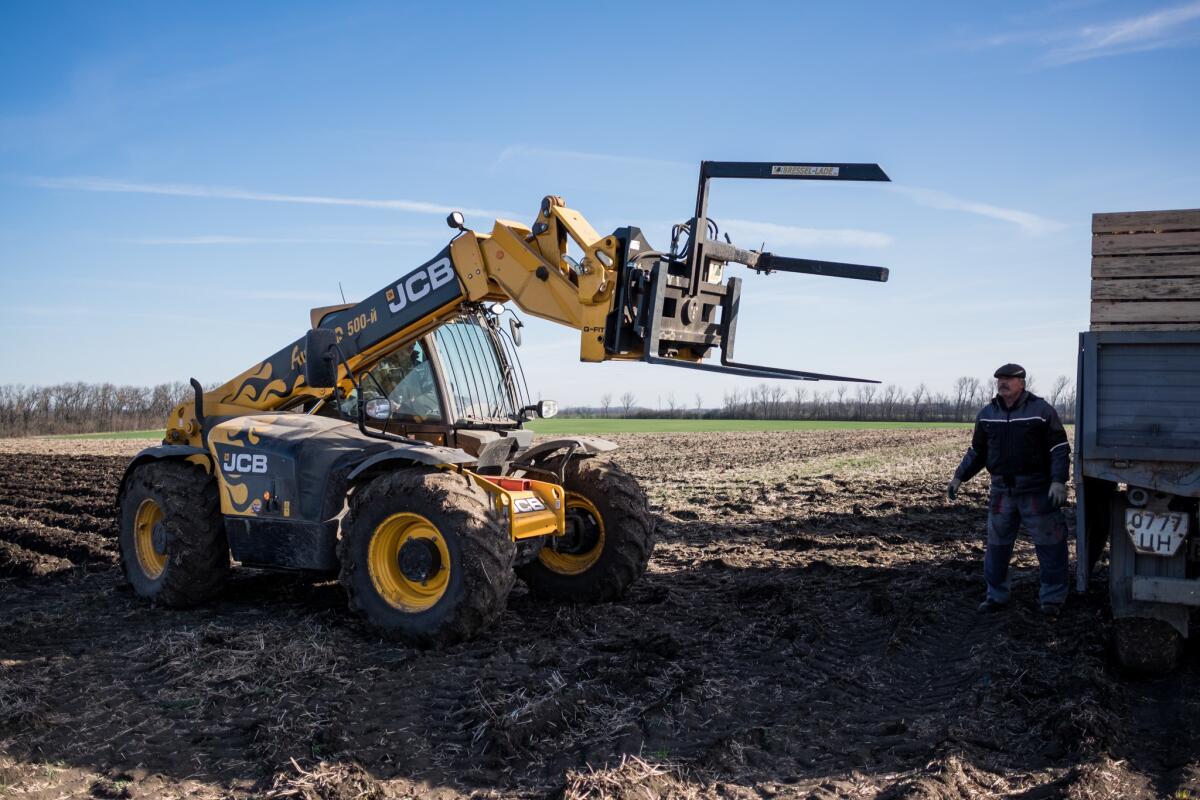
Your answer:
[223,452,268,474]
[513,497,546,513]
[388,257,456,314]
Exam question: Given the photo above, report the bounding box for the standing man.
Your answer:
[947,364,1071,615]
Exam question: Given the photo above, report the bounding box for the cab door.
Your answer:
[344,336,456,446]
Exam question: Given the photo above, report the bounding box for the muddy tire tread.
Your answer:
[339,468,515,645]
[118,460,228,607]
[516,455,655,603]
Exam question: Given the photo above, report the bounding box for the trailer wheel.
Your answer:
[516,456,655,602]
[1114,617,1182,676]
[339,468,515,645]
[118,460,228,606]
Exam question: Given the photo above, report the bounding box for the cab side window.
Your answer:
[342,341,443,422]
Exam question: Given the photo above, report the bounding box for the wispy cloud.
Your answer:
[492,146,689,172]
[493,147,1058,238]
[719,219,893,249]
[1054,1,1200,62]
[70,277,341,305]
[0,304,287,329]
[978,1,1200,65]
[114,234,430,246]
[890,185,1066,235]
[23,176,516,219]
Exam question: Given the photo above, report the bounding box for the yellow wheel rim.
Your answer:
[133,498,167,579]
[368,512,451,612]
[539,493,606,576]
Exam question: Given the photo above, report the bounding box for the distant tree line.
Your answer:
[563,375,1077,424]
[0,382,194,438]
[0,374,1077,438]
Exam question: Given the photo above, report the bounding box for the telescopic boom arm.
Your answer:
[164,161,893,446]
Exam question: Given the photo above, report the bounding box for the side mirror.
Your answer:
[523,399,558,419]
[303,328,340,388]
[364,398,392,419]
[508,317,523,347]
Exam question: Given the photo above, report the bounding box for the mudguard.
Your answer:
[116,444,210,504]
[517,436,618,465]
[346,443,475,483]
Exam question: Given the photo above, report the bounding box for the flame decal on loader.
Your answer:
[219,348,306,409]
[222,362,294,407]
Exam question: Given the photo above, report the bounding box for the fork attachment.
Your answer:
[609,161,893,382]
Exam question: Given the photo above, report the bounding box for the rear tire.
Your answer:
[117,460,228,607]
[515,456,655,602]
[1114,617,1182,676]
[339,468,515,645]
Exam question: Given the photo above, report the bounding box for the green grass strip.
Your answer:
[45,429,165,440]
[527,418,971,434]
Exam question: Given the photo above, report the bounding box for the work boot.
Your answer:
[978,598,1008,613]
[1039,602,1063,617]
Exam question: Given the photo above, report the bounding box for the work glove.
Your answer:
[1048,482,1067,509]
[947,478,962,501]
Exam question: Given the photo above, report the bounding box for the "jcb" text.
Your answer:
[388,257,456,313]
[223,453,268,474]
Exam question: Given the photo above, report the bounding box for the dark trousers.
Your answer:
[984,487,1068,605]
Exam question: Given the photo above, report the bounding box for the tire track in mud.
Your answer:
[0,514,115,564]
[0,493,114,533]
[633,435,1116,797]
[740,554,988,768]
[622,441,998,778]
[0,537,73,577]
[0,453,123,577]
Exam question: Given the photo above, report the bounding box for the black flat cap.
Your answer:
[994,363,1026,378]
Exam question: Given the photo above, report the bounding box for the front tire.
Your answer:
[515,456,655,602]
[117,460,228,606]
[339,469,515,645]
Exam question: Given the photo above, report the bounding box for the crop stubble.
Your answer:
[1,430,1198,799]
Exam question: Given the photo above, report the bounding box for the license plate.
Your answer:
[1126,508,1190,556]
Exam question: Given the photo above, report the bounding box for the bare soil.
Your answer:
[2,430,1199,799]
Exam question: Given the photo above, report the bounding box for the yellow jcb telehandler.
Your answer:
[117,161,892,643]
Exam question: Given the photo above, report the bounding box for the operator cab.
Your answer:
[325,310,555,452]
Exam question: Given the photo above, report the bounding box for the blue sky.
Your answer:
[2,1,1198,407]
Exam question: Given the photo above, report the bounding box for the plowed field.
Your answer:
[2,430,1199,799]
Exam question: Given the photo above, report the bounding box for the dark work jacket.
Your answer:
[954,391,1070,493]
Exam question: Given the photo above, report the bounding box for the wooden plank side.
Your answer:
[1093,209,1200,234]
[1091,277,1200,300]
[1091,322,1200,331]
[1092,230,1200,256]
[1099,352,1200,372]
[1098,430,1200,449]
[1100,385,1200,400]
[1091,300,1200,324]
[1092,255,1200,278]
[1095,416,1200,433]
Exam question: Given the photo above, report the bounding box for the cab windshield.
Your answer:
[433,317,523,424]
